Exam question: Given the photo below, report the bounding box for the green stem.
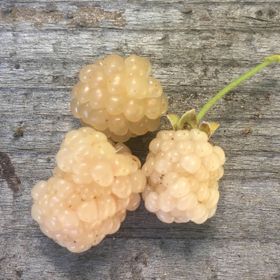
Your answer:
[197,54,280,122]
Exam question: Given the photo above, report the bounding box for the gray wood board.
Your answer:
[0,1,279,279]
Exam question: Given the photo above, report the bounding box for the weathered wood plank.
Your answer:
[0,1,279,32]
[1,237,280,280]
[0,0,279,279]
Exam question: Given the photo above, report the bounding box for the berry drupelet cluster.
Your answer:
[31,54,279,253]
[71,54,167,142]
[142,129,225,224]
[31,127,146,252]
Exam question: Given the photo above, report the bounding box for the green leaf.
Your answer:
[177,109,198,130]
[166,114,180,130]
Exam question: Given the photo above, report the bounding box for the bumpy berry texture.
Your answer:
[142,129,225,224]
[71,54,168,142]
[31,127,146,253]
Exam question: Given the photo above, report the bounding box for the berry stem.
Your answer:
[197,54,280,122]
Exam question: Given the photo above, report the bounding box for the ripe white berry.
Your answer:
[31,127,146,253]
[71,54,167,142]
[142,129,225,224]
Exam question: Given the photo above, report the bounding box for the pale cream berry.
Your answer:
[147,78,163,98]
[213,146,226,165]
[180,154,201,174]
[190,128,208,141]
[125,75,148,99]
[142,129,225,224]
[190,204,208,224]
[149,138,161,154]
[106,95,125,115]
[77,201,98,224]
[124,99,144,122]
[174,130,190,141]
[203,153,220,172]
[195,141,213,157]
[159,191,175,212]
[156,210,174,223]
[144,191,159,212]
[112,154,139,176]
[128,117,150,135]
[125,54,151,77]
[91,160,114,187]
[108,115,128,136]
[31,181,47,200]
[177,193,198,211]
[165,149,180,162]
[162,172,178,187]
[31,127,145,253]
[103,54,124,75]
[130,170,147,193]
[154,157,172,174]
[88,87,108,109]
[168,177,191,198]
[145,98,162,119]
[112,176,132,198]
[142,157,155,176]
[127,193,141,211]
[71,54,167,142]
[196,183,210,202]
[57,210,80,229]
[176,140,193,155]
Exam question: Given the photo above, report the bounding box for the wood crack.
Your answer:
[0,152,21,192]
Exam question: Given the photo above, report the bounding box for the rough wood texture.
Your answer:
[0,1,279,279]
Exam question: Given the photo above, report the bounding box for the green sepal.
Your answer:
[167,109,219,137]
[199,121,220,137]
[166,114,180,130]
[177,109,198,130]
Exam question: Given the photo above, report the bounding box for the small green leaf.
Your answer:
[167,114,180,130]
[177,109,198,130]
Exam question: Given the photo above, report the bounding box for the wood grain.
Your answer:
[0,1,279,279]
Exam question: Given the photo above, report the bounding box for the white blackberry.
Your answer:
[142,129,225,224]
[31,127,146,252]
[71,54,167,142]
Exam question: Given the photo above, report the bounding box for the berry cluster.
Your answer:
[32,53,278,253]
[31,127,146,252]
[142,129,225,224]
[71,54,167,142]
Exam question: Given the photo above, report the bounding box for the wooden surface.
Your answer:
[0,1,280,279]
